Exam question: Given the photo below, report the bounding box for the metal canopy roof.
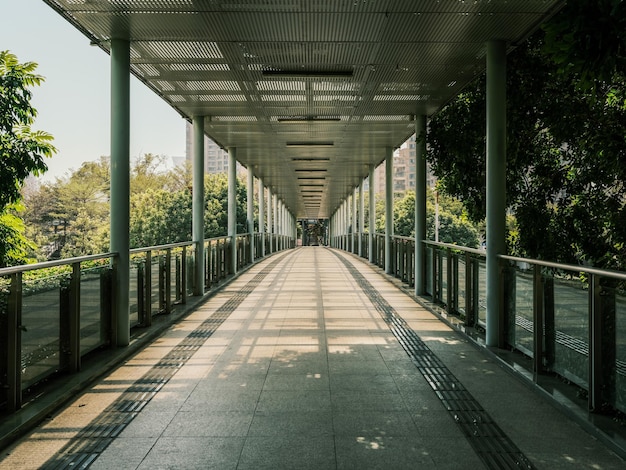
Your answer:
[44,0,563,219]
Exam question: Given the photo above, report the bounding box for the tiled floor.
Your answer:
[1,247,624,469]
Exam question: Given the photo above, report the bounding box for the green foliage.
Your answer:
[428,7,626,270]
[0,51,56,266]
[130,188,191,247]
[129,172,248,248]
[0,51,55,209]
[0,204,36,267]
[24,151,254,257]
[542,0,626,90]
[391,190,480,248]
[23,157,111,259]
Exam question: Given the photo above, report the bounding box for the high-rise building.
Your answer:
[185,121,234,174]
[374,135,436,195]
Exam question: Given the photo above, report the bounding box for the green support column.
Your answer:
[228,147,237,274]
[280,201,284,250]
[273,194,278,249]
[358,181,364,257]
[415,114,427,296]
[267,189,273,254]
[385,147,394,274]
[192,116,205,296]
[259,179,265,257]
[486,40,507,347]
[368,164,375,263]
[342,200,347,249]
[352,187,357,253]
[247,169,255,263]
[110,38,130,346]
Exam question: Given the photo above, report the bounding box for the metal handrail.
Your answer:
[0,252,117,276]
[499,254,626,281]
[423,239,486,256]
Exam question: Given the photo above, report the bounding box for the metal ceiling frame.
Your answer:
[43,0,564,219]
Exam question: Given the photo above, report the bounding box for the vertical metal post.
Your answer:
[165,248,172,313]
[446,248,453,313]
[414,115,427,295]
[110,38,131,346]
[464,253,473,326]
[532,264,544,380]
[247,169,255,263]
[69,262,81,372]
[7,273,22,411]
[486,39,507,347]
[228,147,237,274]
[267,189,273,254]
[352,187,357,254]
[385,147,394,273]
[589,274,602,411]
[358,182,364,257]
[181,246,188,304]
[192,116,205,296]
[145,251,152,326]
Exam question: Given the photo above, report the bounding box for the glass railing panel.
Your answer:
[80,264,109,355]
[552,274,589,387]
[425,246,433,296]
[21,269,68,389]
[151,253,162,314]
[440,250,448,307]
[171,251,181,303]
[477,258,487,325]
[615,289,626,413]
[457,257,467,316]
[129,253,145,327]
[512,267,534,357]
[186,250,195,296]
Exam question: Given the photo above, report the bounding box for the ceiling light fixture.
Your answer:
[278,116,341,123]
[287,142,334,147]
[291,157,331,162]
[263,70,353,78]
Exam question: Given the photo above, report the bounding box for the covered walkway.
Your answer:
[1,248,623,469]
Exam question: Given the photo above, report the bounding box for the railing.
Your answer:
[130,241,195,328]
[423,241,487,327]
[0,253,116,412]
[501,255,626,414]
[335,235,626,416]
[0,233,294,415]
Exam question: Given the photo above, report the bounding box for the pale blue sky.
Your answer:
[0,0,187,181]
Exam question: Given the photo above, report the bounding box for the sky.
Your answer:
[0,0,187,181]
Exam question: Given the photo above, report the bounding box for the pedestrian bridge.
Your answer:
[1,246,625,469]
[2,1,626,467]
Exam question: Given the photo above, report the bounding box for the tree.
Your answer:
[427,14,626,270]
[0,204,36,266]
[392,190,480,248]
[0,51,55,266]
[129,172,249,248]
[0,51,55,209]
[130,188,191,247]
[543,0,626,96]
[22,158,110,259]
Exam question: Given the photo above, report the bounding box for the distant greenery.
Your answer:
[22,155,251,260]
[364,189,480,248]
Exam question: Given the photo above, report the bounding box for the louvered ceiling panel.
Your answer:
[44,0,564,219]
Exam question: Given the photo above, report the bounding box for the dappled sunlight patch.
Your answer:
[356,435,386,450]
[328,335,388,346]
[420,334,464,345]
